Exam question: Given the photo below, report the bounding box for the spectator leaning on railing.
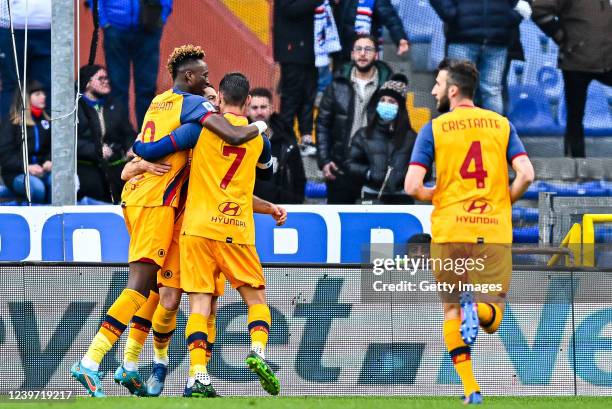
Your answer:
[0,0,51,118]
[316,34,392,204]
[0,80,52,203]
[89,0,172,128]
[76,64,136,203]
[532,0,612,158]
[430,0,528,114]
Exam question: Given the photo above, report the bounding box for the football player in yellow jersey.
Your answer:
[71,45,269,398]
[131,72,279,397]
[405,59,534,404]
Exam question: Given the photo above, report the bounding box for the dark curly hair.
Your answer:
[166,44,206,79]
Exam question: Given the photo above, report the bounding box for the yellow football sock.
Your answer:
[186,313,208,377]
[152,303,178,364]
[84,288,147,367]
[247,304,271,354]
[443,319,480,397]
[477,303,503,334]
[206,314,216,364]
[124,290,159,367]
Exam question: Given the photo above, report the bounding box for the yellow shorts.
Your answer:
[180,235,264,294]
[157,213,226,296]
[123,206,175,268]
[430,242,512,301]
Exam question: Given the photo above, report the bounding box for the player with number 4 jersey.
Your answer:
[404,59,534,405]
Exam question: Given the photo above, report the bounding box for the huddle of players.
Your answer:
[71,44,283,398]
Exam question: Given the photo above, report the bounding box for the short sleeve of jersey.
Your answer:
[506,121,527,163]
[256,134,273,169]
[409,122,435,170]
[180,94,216,124]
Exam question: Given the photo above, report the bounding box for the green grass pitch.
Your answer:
[2,396,612,409]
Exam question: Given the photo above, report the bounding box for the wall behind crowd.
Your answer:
[77,1,277,126]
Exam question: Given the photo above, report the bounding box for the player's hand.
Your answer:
[397,39,410,55]
[270,204,287,226]
[323,161,338,180]
[142,160,171,176]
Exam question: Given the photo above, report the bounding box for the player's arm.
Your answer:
[405,122,436,201]
[256,134,274,181]
[132,122,202,161]
[121,157,171,181]
[253,195,287,226]
[182,94,267,146]
[507,122,534,203]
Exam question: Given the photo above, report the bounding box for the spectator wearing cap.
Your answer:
[77,64,136,203]
[533,0,612,158]
[0,0,51,118]
[345,77,417,204]
[0,80,52,203]
[316,34,392,204]
[89,0,173,127]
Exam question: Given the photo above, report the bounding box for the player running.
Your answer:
[70,45,268,398]
[132,72,280,397]
[404,59,534,404]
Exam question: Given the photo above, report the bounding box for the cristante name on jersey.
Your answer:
[440,117,502,132]
[210,215,247,228]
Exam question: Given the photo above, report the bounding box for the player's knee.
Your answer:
[443,303,461,320]
[160,288,181,310]
[211,296,219,315]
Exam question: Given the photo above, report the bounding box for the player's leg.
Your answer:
[475,243,511,334]
[185,292,218,398]
[71,261,158,397]
[147,286,181,397]
[114,279,159,396]
[180,235,219,398]
[443,303,482,404]
[206,296,219,366]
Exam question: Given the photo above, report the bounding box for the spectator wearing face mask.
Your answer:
[345,77,417,204]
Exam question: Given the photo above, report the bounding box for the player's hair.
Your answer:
[167,44,206,79]
[352,33,379,51]
[219,72,250,106]
[250,87,273,102]
[437,58,479,99]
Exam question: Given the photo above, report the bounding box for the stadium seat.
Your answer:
[513,226,539,243]
[512,207,539,224]
[576,159,612,181]
[305,181,327,199]
[507,85,564,135]
[0,184,16,200]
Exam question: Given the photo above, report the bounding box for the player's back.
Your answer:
[122,89,212,208]
[182,112,264,245]
[431,106,514,243]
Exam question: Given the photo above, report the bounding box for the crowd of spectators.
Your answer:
[0,0,610,204]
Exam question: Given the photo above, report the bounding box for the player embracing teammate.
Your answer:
[405,59,534,404]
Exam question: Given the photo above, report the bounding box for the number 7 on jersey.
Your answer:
[220,146,246,189]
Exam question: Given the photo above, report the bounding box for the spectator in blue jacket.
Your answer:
[90,0,172,128]
[429,0,526,114]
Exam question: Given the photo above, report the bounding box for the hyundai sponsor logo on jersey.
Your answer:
[0,206,432,263]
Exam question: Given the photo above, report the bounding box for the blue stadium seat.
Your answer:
[305,181,327,199]
[507,85,564,135]
[512,207,539,223]
[513,226,539,243]
[0,184,16,199]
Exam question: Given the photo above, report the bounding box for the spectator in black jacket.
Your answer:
[345,78,417,204]
[248,88,306,204]
[332,0,409,65]
[0,81,52,203]
[316,34,392,204]
[77,64,136,203]
[533,0,612,157]
[430,0,526,114]
[273,0,320,148]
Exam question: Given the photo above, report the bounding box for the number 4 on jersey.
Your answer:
[460,141,488,189]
